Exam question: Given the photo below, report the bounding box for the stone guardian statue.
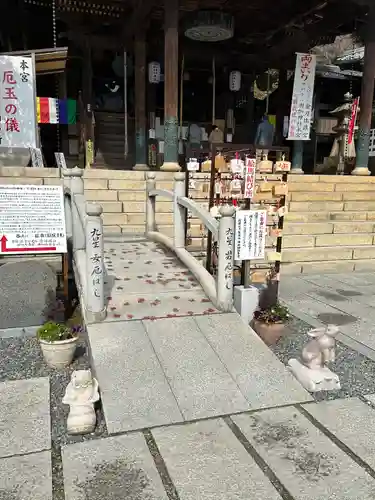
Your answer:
[62,369,100,434]
[288,325,340,392]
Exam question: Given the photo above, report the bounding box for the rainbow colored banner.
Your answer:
[37,97,76,124]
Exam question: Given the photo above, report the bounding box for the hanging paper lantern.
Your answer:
[148,62,161,84]
[229,70,241,92]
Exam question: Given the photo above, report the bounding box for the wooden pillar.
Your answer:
[134,33,149,170]
[161,0,180,171]
[83,41,94,168]
[353,5,375,175]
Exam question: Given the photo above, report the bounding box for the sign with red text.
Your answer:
[348,97,359,145]
[0,55,37,148]
[235,210,267,260]
[244,158,256,199]
[287,53,316,141]
[0,184,67,254]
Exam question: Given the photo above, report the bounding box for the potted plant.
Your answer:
[37,321,81,369]
[252,302,290,346]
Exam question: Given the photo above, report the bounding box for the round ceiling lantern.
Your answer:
[184,11,234,42]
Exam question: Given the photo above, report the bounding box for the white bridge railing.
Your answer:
[146,172,235,312]
[62,168,106,323]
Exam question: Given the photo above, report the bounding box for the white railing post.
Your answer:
[146,172,156,234]
[66,166,84,195]
[85,202,106,322]
[173,172,186,248]
[217,205,235,312]
[63,167,84,250]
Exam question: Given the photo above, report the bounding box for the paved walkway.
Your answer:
[4,377,375,499]
[280,272,375,360]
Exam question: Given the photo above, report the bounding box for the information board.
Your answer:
[0,55,37,148]
[0,184,67,254]
[235,210,267,261]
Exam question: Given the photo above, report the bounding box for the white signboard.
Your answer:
[30,147,44,168]
[235,210,267,261]
[287,53,316,141]
[0,55,37,148]
[0,184,67,254]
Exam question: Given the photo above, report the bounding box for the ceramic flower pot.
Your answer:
[39,336,78,369]
[252,319,286,346]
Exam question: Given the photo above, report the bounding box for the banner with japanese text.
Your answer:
[0,55,37,148]
[287,53,316,141]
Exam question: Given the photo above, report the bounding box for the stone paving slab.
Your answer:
[88,321,183,434]
[0,451,52,500]
[232,407,375,499]
[0,377,50,458]
[62,433,168,500]
[144,316,249,420]
[105,289,220,322]
[195,313,312,408]
[152,418,282,500]
[303,397,375,469]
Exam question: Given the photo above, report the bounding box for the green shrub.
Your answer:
[37,321,80,342]
[254,303,290,325]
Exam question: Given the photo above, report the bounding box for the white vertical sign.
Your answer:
[0,55,37,148]
[235,210,267,260]
[287,53,316,141]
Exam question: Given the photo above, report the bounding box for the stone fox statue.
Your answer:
[301,324,339,370]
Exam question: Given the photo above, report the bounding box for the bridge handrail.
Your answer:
[62,168,106,323]
[146,172,234,312]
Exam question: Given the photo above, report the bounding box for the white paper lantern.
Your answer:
[229,70,241,92]
[148,62,161,84]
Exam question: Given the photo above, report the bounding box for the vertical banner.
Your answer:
[244,158,256,199]
[0,55,37,148]
[348,97,359,145]
[287,53,316,141]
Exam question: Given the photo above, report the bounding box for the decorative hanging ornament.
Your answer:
[229,71,241,92]
[148,62,161,84]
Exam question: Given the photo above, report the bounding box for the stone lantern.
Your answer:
[330,92,356,174]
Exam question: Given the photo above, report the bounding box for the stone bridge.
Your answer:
[62,167,312,434]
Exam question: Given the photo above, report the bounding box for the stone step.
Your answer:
[286,211,375,223]
[284,221,375,235]
[282,245,375,263]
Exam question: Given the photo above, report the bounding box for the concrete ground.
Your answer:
[3,270,375,499]
[279,272,375,361]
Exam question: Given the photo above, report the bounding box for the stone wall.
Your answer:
[83,169,174,236]
[283,175,375,274]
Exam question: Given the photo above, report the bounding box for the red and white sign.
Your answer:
[0,55,37,148]
[244,158,256,199]
[348,97,359,145]
[0,184,67,254]
[287,53,316,141]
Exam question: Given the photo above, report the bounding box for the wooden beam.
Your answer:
[121,0,156,43]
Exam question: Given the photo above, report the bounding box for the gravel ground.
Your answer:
[271,316,375,402]
[0,332,108,500]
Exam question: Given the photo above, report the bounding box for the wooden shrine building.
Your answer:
[0,0,373,172]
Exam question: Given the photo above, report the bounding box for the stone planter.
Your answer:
[39,336,78,369]
[252,319,286,346]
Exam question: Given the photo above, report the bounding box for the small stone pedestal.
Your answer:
[234,285,259,325]
[288,359,340,393]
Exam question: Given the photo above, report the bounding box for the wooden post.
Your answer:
[161,0,180,171]
[134,34,149,170]
[352,5,375,176]
[83,41,94,168]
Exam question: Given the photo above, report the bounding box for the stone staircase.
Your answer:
[94,111,135,170]
[282,175,375,274]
